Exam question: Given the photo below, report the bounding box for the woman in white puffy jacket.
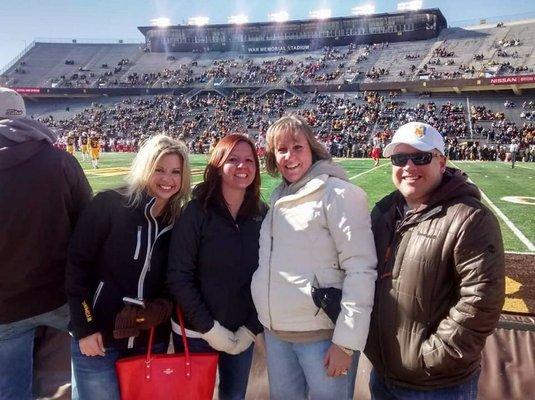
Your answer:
[251,115,377,400]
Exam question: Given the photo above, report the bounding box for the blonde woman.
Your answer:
[66,135,191,400]
[251,115,377,399]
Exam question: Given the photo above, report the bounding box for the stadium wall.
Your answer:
[11,76,535,99]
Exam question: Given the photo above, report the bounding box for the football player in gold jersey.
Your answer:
[89,134,101,169]
[66,133,76,156]
[80,133,89,161]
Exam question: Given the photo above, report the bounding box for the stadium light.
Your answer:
[309,9,332,20]
[397,1,423,11]
[150,17,171,27]
[268,11,289,23]
[228,14,249,24]
[351,4,376,16]
[188,16,210,26]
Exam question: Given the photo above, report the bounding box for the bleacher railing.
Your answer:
[451,11,535,28]
[0,38,143,78]
[32,37,142,44]
[0,41,36,77]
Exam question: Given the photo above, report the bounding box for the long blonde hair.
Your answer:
[124,135,191,223]
[265,114,331,177]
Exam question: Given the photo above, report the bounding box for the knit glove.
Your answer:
[226,326,256,355]
[201,321,238,353]
[113,305,140,339]
[135,298,173,330]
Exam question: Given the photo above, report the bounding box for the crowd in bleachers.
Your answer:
[6,19,535,90]
[33,90,534,163]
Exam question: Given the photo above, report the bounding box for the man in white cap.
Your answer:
[0,87,91,399]
[365,122,504,399]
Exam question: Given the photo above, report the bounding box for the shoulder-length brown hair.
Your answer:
[193,134,262,217]
[265,114,331,177]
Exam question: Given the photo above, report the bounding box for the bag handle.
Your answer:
[145,327,155,380]
[176,306,192,378]
[142,306,192,379]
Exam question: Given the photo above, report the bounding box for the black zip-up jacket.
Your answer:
[66,190,173,349]
[0,126,91,324]
[167,198,267,335]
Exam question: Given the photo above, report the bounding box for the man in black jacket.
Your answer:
[0,87,92,399]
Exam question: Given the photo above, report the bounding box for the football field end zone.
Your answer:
[450,161,535,253]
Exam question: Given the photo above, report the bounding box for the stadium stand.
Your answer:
[2,18,535,89]
[23,91,533,164]
[0,8,533,162]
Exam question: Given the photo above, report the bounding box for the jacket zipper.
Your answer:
[377,207,440,378]
[266,205,276,330]
[92,281,104,309]
[137,200,155,300]
[133,226,142,260]
[137,199,173,299]
[377,235,397,379]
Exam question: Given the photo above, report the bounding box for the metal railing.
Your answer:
[33,37,142,45]
[0,38,144,78]
[0,41,36,77]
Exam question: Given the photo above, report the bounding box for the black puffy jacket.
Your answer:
[66,190,172,349]
[167,198,266,335]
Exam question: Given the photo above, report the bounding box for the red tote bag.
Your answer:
[115,307,219,400]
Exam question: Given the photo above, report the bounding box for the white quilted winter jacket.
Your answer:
[251,160,377,351]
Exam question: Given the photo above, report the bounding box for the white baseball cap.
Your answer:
[383,122,444,157]
[0,87,26,119]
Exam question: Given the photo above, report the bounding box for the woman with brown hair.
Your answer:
[167,133,266,400]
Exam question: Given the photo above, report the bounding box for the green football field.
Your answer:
[78,153,535,253]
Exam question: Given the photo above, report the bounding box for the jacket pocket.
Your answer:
[278,271,319,315]
[315,268,345,289]
[92,281,105,309]
[420,334,461,376]
[133,226,142,260]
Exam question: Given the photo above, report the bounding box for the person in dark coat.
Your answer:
[365,122,504,400]
[0,87,92,400]
[167,134,266,400]
[66,135,191,400]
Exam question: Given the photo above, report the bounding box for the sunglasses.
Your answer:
[390,152,439,166]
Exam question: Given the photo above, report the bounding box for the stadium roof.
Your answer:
[138,8,447,35]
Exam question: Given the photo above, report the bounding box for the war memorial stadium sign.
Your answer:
[246,44,311,54]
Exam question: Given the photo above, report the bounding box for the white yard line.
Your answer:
[453,160,535,171]
[514,164,535,171]
[450,161,535,252]
[349,162,389,181]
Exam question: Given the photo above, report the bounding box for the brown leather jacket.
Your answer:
[365,167,505,389]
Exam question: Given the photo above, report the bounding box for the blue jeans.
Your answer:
[264,330,359,400]
[0,303,70,400]
[71,338,167,400]
[172,332,254,400]
[369,369,480,400]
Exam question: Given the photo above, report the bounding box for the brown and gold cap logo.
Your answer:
[414,125,426,138]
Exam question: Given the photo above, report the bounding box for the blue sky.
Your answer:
[2,0,535,71]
